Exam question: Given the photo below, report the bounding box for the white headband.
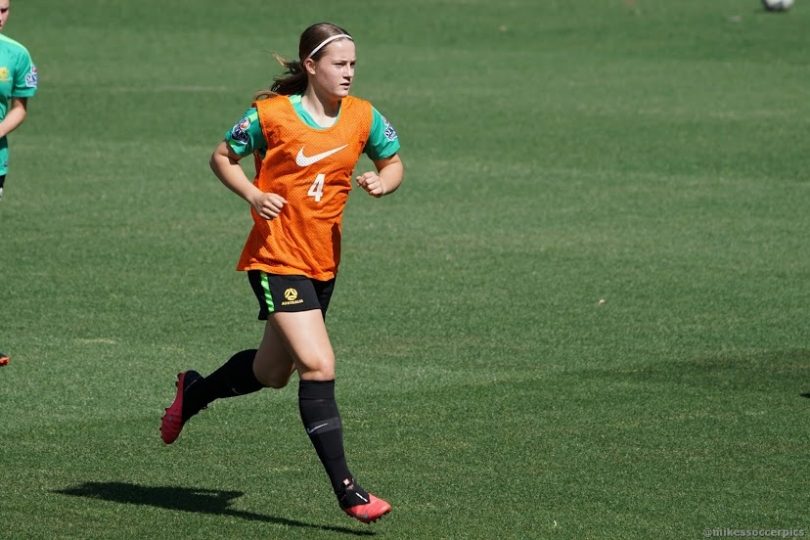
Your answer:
[307,34,353,59]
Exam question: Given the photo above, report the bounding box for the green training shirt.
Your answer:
[0,33,37,174]
[225,94,400,160]
[0,33,37,123]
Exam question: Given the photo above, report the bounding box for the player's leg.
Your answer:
[185,324,296,409]
[159,337,293,445]
[159,326,295,444]
[160,270,294,444]
[270,309,391,523]
[252,323,296,388]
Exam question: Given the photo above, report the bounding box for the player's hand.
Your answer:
[250,192,287,220]
[356,172,386,198]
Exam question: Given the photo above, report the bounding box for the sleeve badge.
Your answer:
[24,66,38,88]
[230,117,251,144]
[383,117,398,142]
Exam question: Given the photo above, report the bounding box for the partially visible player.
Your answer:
[0,0,38,201]
[159,22,403,524]
[0,0,37,364]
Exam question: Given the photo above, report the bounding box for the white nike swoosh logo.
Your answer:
[307,422,330,434]
[295,145,348,167]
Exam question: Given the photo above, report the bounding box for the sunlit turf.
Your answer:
[1,1,809,538]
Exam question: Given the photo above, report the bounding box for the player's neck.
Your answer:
[301,90,341,128]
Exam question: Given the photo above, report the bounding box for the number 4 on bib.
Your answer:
[308,173,325,202]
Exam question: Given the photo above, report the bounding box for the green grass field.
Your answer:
[2,0,809,538]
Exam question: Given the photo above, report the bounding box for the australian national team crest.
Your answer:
[282,287,304,306]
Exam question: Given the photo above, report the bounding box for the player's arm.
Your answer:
[357,106,403,197]
[209,141,286,219]
[0,98,28,138]
[356,153,404,198]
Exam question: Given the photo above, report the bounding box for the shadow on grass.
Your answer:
[53,481,374,537]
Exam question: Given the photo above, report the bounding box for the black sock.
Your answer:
[298,380,360,494]
[183,349,264,419]
[0,175,6,189]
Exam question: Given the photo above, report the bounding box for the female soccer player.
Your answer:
[160,22,403,525]
[0,0,37,364]
[0,0,38,201]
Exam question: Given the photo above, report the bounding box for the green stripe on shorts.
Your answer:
[260,272,275,312]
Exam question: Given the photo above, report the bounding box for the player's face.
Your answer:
[0,0,10,32]
[310,40,356,99]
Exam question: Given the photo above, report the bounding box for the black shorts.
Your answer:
[247,271,336,320]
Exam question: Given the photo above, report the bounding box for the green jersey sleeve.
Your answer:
[224,108,266,157]
[12,43,37,99]
[365,107,400,161]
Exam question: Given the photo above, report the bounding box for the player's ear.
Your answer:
[303,57,317,76]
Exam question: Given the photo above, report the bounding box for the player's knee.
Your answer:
[298,353,335,380]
